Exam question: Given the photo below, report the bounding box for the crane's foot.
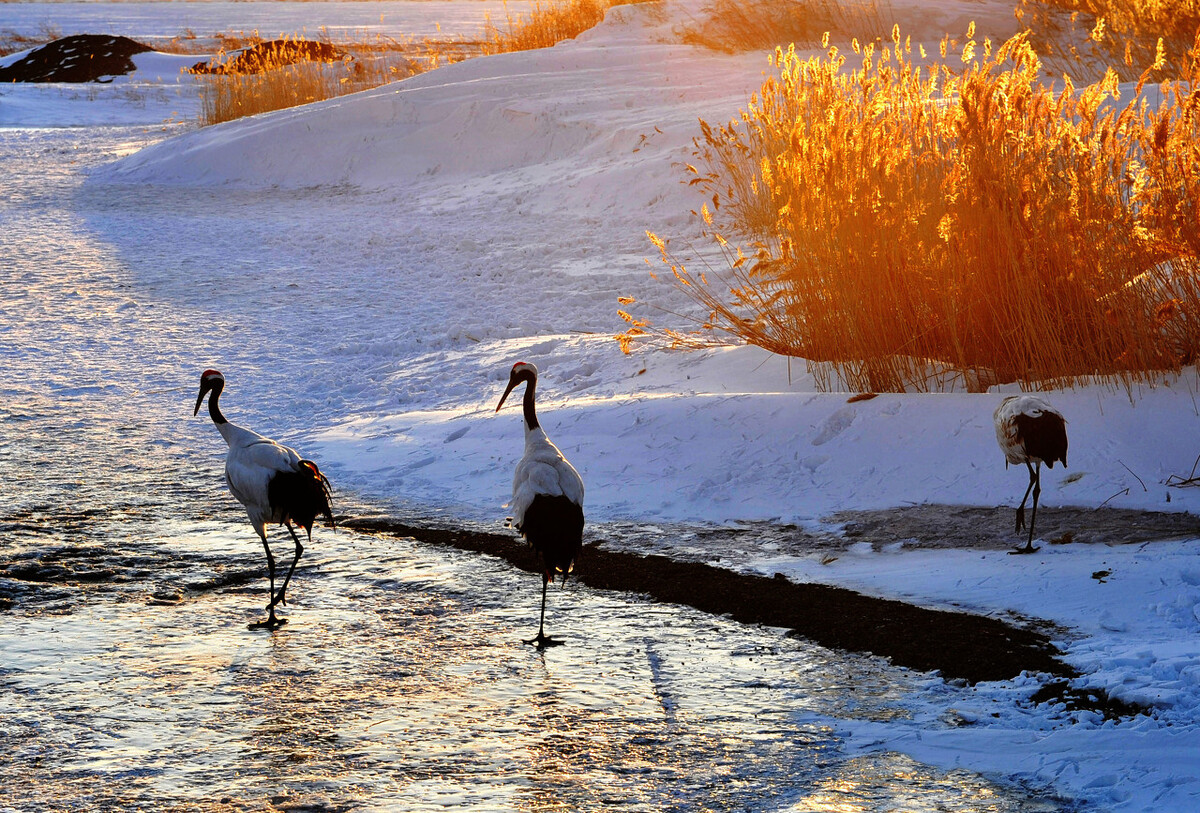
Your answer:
[524,632,563,650]
[1008,544,1040,555]
[248,614,287,631]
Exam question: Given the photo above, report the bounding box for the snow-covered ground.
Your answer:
[5,0,1200,808]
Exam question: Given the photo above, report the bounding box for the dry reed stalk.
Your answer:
[197,34,414,126]
[623,27,1200,392]
[0,22,63,57]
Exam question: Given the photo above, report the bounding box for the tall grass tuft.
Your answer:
[621,27,1200,392]
[0,22,63,57]
[196,35,413,125]
[481,0,635,55]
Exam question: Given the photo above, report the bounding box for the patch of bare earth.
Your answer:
[343,504,1195,719]
[343,516,1072,685]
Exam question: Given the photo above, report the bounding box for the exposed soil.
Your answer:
[341,502,1196,717]
[0,34,349,83]
[0,34,151,82]
[827,504,1199,552]
[577,506,1199,574]
[188,39,347,75]
[342,516,1075,685]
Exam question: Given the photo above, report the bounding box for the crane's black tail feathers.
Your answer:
[518,494,584,584]
[269,459,335,534]
[1014,411,1068,468]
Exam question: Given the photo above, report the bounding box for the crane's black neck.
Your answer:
[208,381,228,425]
[521,376,539,431]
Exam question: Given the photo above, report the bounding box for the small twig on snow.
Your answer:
[1119,460,1147,492]
[1165,454,1200,489]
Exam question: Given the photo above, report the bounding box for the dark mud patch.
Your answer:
[573,506,1198,574]
[0,34,151,82]
[828,505,1198,552]
[342,517,1073,686]
[1029,680,1148,718]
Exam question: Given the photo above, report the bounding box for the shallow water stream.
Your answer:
[0,122,1072,810]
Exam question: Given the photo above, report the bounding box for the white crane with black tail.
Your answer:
[194,369,334,629]
[994,394,1068,555]
[495,361,585,650]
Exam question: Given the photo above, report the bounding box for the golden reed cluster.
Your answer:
[622,23,1200,393]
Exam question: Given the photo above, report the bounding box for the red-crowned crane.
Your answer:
[495,361,585,650]
[194,369,334,629]
[994,394,1068,555]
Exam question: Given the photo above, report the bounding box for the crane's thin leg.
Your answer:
[273,522,305,610]
[525,574,562,650]
[1010,462,1042,555]
[1014,461,1036,534]
[250,530,286,630]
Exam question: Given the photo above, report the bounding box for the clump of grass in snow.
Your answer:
[195,34,416,126]
[0,22,62,57]
[621,26,1200,392]
[481,0,637,55]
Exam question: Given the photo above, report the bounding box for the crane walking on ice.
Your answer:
[994,394,1068,555]
[495,362,585,650]
[194,369,334,629]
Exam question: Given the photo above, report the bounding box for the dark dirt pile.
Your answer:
[188,40,347,75]
[0,34,152,83]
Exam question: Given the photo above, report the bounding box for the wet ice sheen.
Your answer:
[1,530,1055,811]
[0,129,1064,810]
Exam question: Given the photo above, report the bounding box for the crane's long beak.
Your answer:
[193,383,209,417]
[495,379,518,413]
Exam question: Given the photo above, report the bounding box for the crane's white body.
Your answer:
[511,424,585,531]
[994,394,1065,466]
[495,360,585,648]
[214,420,306,539]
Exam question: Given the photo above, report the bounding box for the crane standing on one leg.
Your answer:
[994,394,1068,555]
[194,369,334,629]
[495,362,585,650]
